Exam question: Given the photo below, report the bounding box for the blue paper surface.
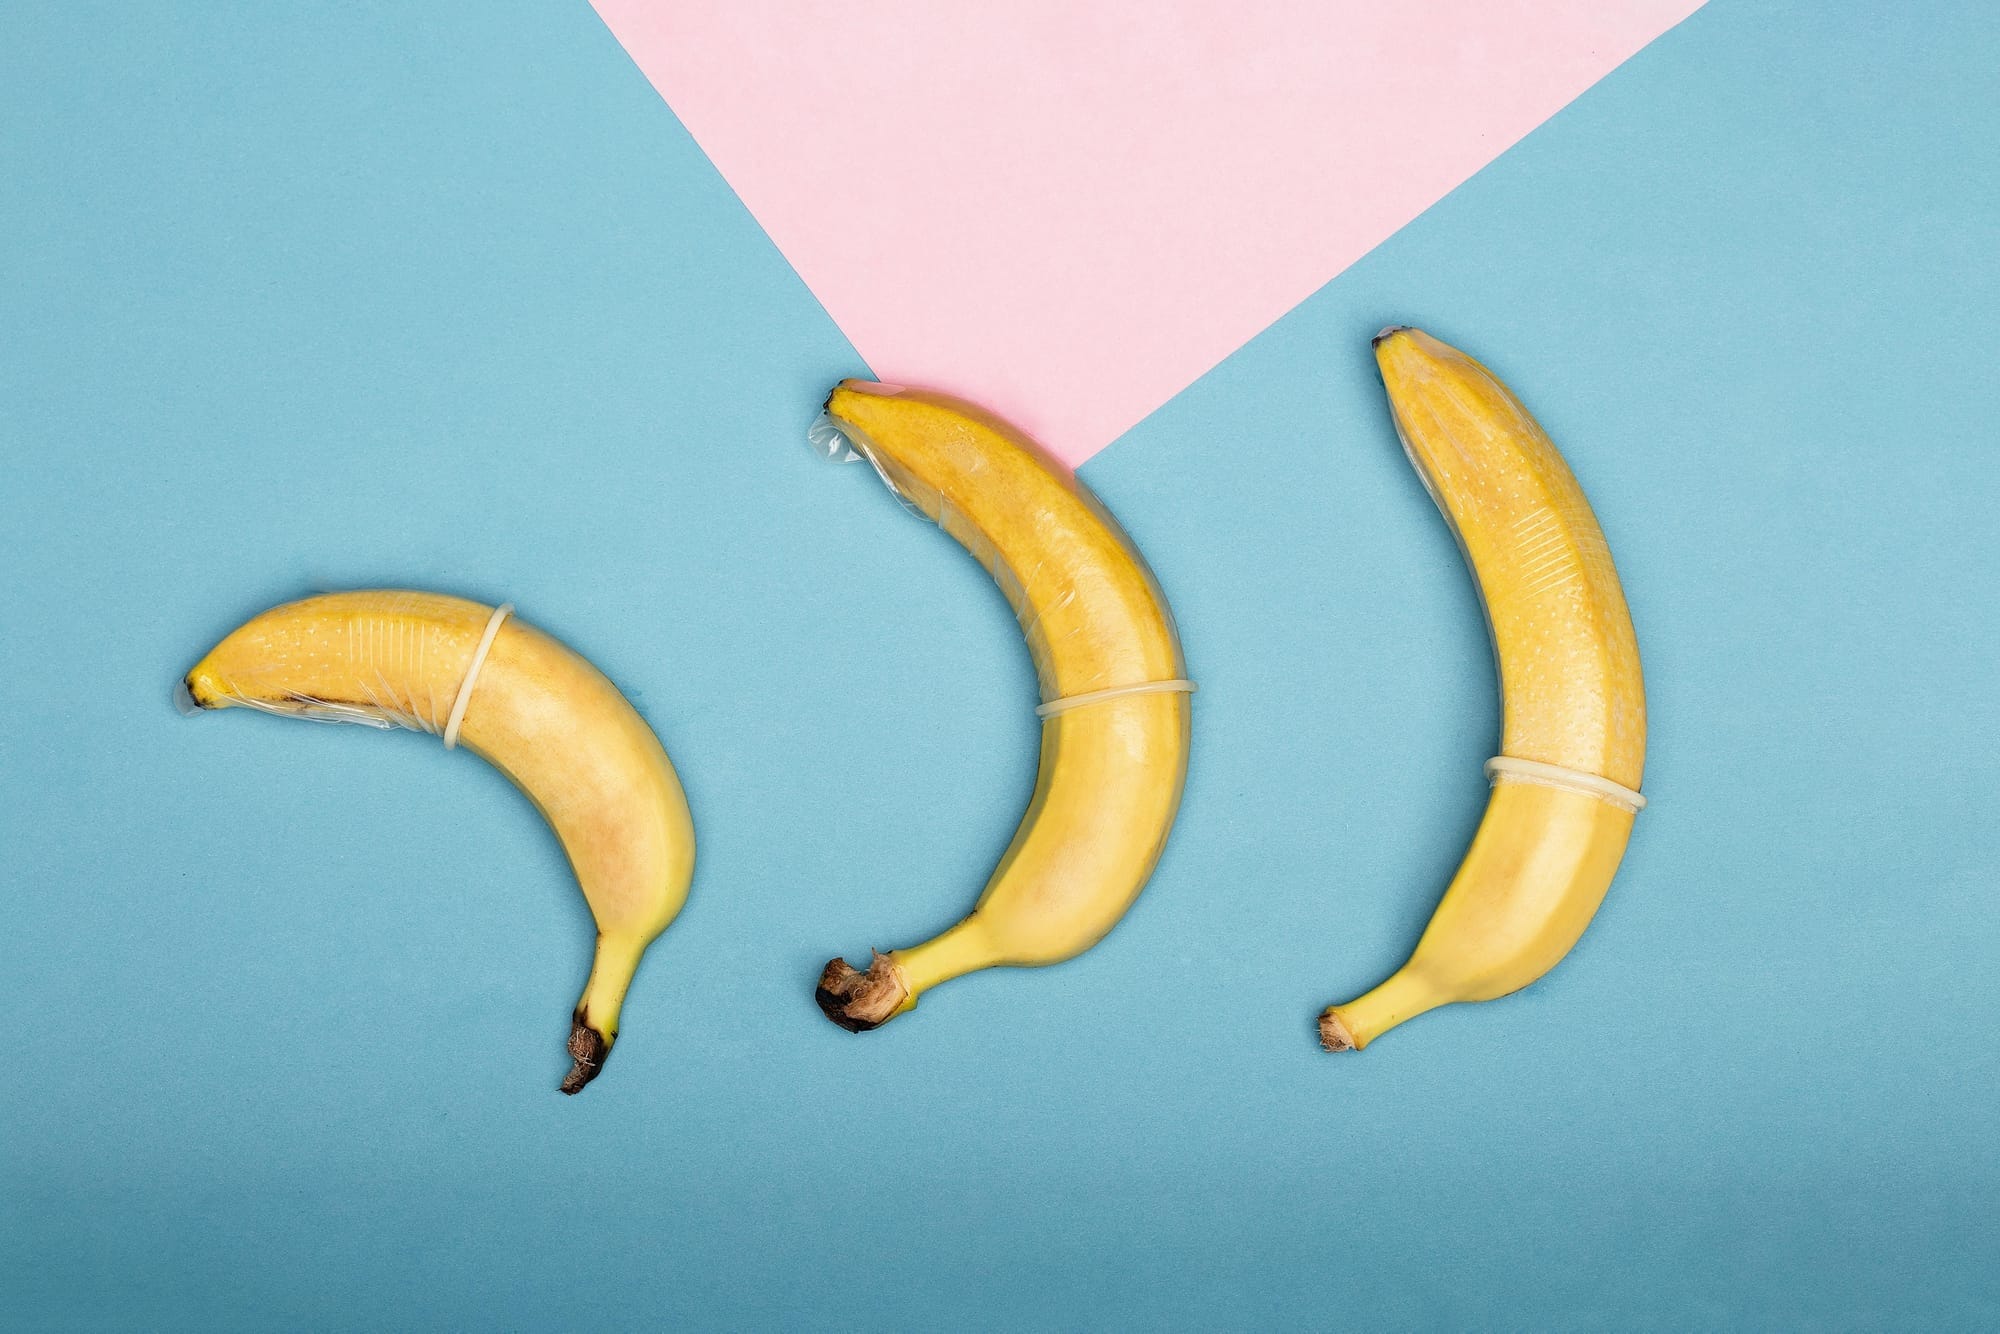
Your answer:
[3,2,1996,1328]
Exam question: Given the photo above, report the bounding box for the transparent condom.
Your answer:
[809,409,1195,719]
[1385,367,1644,817]
[174,601,516,743]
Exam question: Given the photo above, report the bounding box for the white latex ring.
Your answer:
[1484,755,1646,813]
[1035,679,1197,719]
[443,603,513,750]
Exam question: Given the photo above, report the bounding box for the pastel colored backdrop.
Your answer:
[2,2,1996,1330]
[590,0,1702,464]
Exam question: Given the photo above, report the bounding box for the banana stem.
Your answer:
[815,917,999,1033]
[892,917,998,997]
[1320,969,1442,1052]
[563,933,645,1094]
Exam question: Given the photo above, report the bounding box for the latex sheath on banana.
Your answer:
[181,593,695,1093]
[1319,329,1647,1051]
[809,383,1195,1032]
[173,326,1646,1081]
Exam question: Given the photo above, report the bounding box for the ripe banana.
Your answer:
[180,590,696,1092]
[810,384,1192,1031]
[1320,328,1646,1051]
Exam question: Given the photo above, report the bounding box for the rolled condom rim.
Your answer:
[443,602,514,750]
[1036,679,1197,720]
[1484,755,1645,813]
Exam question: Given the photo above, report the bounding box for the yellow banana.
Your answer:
[1320,328,1647,1051]
[810,384,1192,1031]
[180,590,695,1092]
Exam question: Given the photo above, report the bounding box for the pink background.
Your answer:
[593,1,1703,463]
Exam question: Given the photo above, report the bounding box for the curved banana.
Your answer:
[180,590,695,1092]
[811,383,1192,1031]
[1320,328,1646,1051]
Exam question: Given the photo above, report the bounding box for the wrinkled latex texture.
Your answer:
[809,396,1187,708]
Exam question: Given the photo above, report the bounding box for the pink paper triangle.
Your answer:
[594,1,1703,465]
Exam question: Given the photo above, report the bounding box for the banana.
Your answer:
[180,590,695,1092]
[810,384,1192,1031]
[1320,328,1646,1052]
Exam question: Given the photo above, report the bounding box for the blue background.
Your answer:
[4,2,1997,1328]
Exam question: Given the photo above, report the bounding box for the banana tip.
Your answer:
[815,951,909,1033]
[173,677,204,716]
[1318,1011,1359,1053]
[1371,325,1413,348]
[560,1018,608,1095]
